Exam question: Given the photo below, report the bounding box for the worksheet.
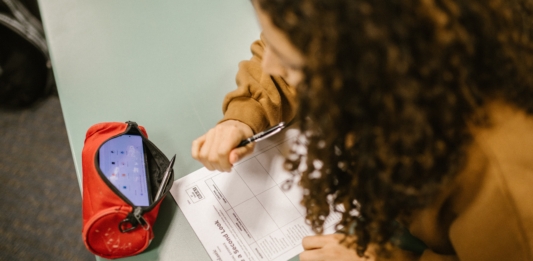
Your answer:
[170,127,341,261]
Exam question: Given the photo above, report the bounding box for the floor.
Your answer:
[0,96,93,261]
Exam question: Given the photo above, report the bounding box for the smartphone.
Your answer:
[98,134,151,206]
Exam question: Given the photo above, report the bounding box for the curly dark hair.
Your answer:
[256,0,533,256]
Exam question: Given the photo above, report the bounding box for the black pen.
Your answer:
[154,154,176,201]
[237,122,286,147]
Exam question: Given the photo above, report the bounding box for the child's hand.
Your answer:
[301,234,375,261]
[191,120,254,172]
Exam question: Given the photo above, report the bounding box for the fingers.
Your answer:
[199,127,232,171]
[191,134,206,163]
[302,236,324,250]
[191,120,254,172]
[192,132,216,171]
[301,234,366,261]
[301,248,370,261]
[299,249,323,261]
[229,143,255,164]
[200,128,220,170]
[302,235,342,250]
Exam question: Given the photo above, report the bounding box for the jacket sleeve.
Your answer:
[219,36,298,134]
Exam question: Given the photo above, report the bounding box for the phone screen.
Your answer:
[98,135,150,206]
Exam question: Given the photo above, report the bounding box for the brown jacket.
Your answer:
[403,103,533,261]
[221,39,533,261]
[220,36,298,134]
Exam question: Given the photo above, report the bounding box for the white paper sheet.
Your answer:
[170,127,341,261]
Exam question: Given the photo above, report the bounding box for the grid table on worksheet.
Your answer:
[204,135,341,260]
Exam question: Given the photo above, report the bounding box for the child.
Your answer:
[193,0,533,260]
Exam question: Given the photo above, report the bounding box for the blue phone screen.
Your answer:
[98,135,150,206]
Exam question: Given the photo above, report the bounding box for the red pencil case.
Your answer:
[81,121,174,259]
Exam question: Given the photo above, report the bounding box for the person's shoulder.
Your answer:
[469,101,533,209]
[462,102,533,249]
[444,130,533,259]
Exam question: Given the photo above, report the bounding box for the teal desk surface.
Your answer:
[36,1,288,260]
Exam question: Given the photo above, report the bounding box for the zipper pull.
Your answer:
[118,207,150,233]
[132,207,150,231]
